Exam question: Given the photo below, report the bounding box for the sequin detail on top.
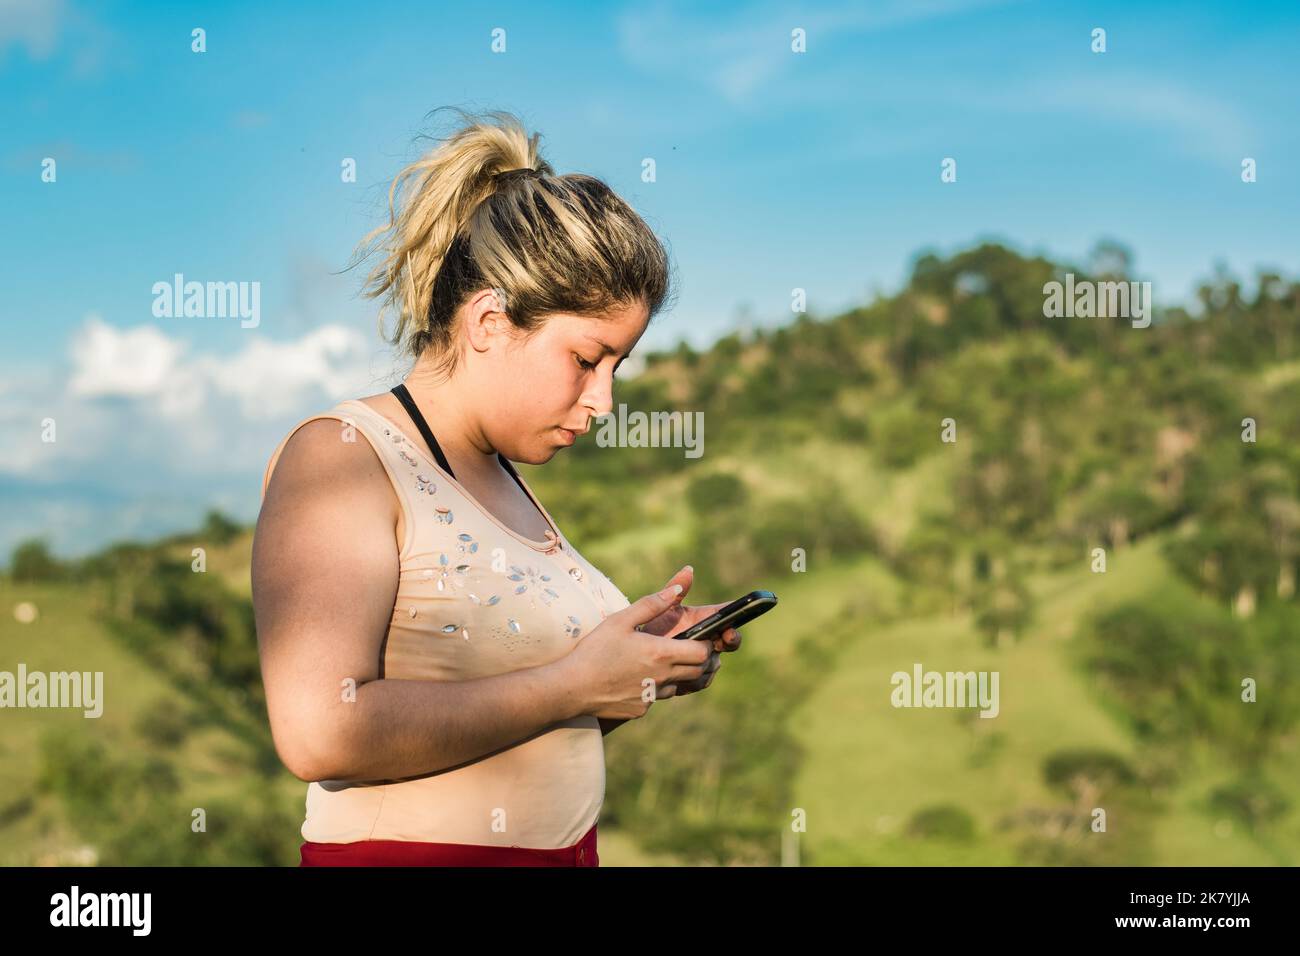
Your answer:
[259,398,632,850]
[375,407,559,552]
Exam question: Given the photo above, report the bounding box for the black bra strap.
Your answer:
[390,384,455,476]
[389,384,529,494]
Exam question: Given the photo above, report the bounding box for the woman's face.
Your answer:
[478,299,650,464]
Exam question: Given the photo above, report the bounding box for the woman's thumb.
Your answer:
[626,583,683,628]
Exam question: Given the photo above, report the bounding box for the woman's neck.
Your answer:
[402,357,503,480]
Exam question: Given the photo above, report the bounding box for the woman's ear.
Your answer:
[463,289,511,353]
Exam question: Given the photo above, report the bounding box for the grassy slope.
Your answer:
[6,410,1298,865]
[0,578,303,865]
[790,531,1299,865]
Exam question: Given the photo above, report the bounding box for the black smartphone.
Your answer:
[672,590,778,641]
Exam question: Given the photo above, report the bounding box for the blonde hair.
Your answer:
[348,108,674,378]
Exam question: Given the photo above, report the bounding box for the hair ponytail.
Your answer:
[346,107,673,378]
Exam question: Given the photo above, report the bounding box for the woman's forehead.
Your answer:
[554,304,648,341]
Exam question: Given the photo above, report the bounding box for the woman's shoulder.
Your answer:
[261,399,396,504]
[330,389,422,426]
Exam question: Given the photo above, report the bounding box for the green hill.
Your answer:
[5,240,1299,865]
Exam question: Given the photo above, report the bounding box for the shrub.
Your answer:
[907,804,976,842]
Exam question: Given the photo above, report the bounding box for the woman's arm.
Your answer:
[252,419,586,782]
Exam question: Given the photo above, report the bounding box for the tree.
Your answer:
[201,509,242,546]
[1086,239,1134,280]
[10,538,65,583]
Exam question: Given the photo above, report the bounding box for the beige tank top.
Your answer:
[259,398,631,849]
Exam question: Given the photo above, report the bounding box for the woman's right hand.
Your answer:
[560,580,713,720]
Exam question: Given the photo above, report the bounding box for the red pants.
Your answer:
[299,822,598,867]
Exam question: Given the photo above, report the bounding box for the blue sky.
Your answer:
[1,0,1298,563]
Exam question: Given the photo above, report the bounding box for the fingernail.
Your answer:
[662,584,683,597]
[683,565,693,572]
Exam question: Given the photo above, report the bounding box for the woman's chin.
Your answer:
[514,444,560,465]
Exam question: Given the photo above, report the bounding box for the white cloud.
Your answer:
[1057,74,1256,166]
[616,0,1019,105]
[935,72,1258,167]
[69,314,185,398]
[3,314,381,484]
[0,309,395,561]
[200,324,375,420]
[0,0,114,79]
[0,0,66,61]
[68,314,375,422]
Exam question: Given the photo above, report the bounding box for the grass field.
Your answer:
[4,452,1297,865]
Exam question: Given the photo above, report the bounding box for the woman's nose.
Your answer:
[584,376,615,419]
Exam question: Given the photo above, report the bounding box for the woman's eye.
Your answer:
[575,354,598,370]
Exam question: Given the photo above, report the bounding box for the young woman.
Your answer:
[251,109,744,867]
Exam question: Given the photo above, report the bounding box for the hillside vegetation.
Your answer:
[6,242,1299,865]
